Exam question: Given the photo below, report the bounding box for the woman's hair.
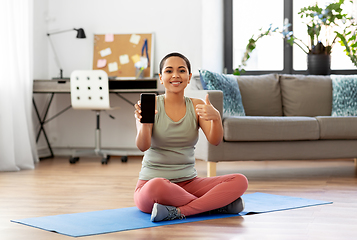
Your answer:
[159,52,191,74]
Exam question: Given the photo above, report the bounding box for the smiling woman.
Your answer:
[159,54,192,93]
[132,52,248,222]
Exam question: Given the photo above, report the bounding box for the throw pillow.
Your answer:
[280,74,332,116]
[237,74,282,116]
[331,75,357,116]
[189,75,204,90]
[199,69,245,117]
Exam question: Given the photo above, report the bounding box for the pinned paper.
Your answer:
[119,54,130,65]
[100,48,112,57]
[134,56,148,69]
[108,62,118,72]
[129,34,141,44]
[105,34,114,42]
[97,59,107,68]
[131,54,141,64]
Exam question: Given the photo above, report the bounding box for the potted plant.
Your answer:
[234,0,357,75]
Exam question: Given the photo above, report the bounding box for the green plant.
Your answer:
[234,24,279,75]
[233,0,357,75]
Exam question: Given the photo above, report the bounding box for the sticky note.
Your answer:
[100,48,112,57]
[119,54,130,65]
[105,34,114,42]
[108,62,118,72]
[97,59,107,68]
[129,34,141,44]
[131,54,141,64]
[134,57,148,69]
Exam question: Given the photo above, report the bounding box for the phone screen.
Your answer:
[140,93,156,123]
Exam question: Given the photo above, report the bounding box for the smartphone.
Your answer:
[140,93,156,123]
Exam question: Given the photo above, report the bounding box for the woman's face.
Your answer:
[159,56,192,92]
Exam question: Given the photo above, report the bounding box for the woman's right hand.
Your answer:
[134,100,142,122]
[134,99,158,123]
[134,100,155,152]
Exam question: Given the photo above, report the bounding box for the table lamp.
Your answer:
[47,28,86,79]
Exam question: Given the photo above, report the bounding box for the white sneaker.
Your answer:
[151,203,182,222]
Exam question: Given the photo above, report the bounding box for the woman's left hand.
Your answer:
[195,94,220,121]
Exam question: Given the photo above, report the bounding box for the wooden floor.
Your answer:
[1,156,357,240]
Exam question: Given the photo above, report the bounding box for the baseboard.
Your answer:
[37,147,144,158]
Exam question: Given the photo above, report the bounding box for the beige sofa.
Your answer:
[185,74,357,176]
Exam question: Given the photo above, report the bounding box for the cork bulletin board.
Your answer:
[92,33,154,78]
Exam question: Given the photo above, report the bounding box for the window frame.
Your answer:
[224,0,357,75]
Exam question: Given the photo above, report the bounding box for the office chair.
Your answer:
[69,70,128,164]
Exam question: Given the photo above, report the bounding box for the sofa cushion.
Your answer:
[331,75,357,116]
[236,74,282,116]
[199,69,245,117]
[280,75,332,116]
[316,116,357,139]
[223,116,319,141]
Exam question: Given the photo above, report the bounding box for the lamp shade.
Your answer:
[75,28,86,38]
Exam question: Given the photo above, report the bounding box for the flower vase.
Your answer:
[307,54,331,75]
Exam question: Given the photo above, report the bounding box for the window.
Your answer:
[293,0,356,70]
[232,0,284,71]
[225,0,357,74]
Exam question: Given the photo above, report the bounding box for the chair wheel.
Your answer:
[69,157,79,164]
[121,156,128,162]
[101,157,109,164]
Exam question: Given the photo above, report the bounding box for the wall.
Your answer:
[33,0,223,156]
[33,0,48,79]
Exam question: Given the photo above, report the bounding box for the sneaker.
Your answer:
[151,203,182,222]
[215,197,245,214]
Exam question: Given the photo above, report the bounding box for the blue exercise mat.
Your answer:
[11,192,332,237]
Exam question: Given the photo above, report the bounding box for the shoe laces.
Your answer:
[163,206,181,221]
[163,206,186,221]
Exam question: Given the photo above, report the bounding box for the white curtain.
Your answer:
[0,0,39,171]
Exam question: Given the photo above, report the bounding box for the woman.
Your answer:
[134,52,248,222]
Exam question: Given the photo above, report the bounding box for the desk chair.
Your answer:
[69,70,127,164]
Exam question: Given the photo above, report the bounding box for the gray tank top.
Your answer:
[139,94,198,182]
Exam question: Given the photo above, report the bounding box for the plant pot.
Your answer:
[307,54,331,75]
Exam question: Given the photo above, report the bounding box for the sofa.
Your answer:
[185,72,357,177]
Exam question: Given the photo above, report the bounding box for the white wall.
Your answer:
[33,0,223,155]
[33,0,48,79]
[38,0,206,79]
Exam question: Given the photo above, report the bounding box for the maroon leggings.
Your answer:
[134,173,248,216]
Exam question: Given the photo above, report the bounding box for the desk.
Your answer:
[33,78,158,159]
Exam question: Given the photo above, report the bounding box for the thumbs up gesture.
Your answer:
[195,94,220,121]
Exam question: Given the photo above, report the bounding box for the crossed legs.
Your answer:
[134,173,248,217]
